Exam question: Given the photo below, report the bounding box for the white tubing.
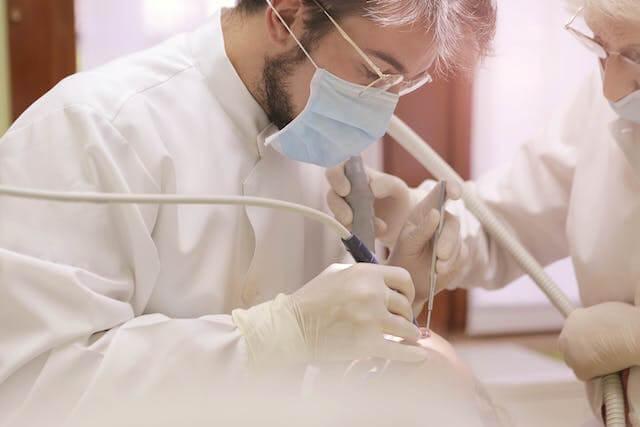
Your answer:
[0,185,352,240]
[388,115,626,427]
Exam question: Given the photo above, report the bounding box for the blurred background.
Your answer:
[0,1,598,423]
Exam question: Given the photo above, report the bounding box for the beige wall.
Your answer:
[0,0,10,133]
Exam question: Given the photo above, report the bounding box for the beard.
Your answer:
[261,45,307,130]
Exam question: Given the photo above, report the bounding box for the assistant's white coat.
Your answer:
[451,73,640,423]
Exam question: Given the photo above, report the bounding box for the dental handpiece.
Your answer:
[343,157,422,330]
[342,156,379,264]
[344,156,376,251]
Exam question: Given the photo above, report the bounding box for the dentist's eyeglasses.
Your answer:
[312,0,433,96]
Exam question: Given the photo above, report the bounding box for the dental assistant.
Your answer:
[0,0,496,425]
[328,0,640,423]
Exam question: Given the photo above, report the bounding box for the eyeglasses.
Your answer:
[565,6,640,71]
[311,0,433,97]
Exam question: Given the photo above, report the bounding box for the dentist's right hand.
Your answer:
[232,264,427,370]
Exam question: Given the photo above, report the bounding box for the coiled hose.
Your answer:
[388,115,626,427]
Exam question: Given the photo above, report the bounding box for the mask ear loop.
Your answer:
[265,0,319,69]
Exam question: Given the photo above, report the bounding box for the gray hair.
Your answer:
[565,0,640,21]
[238,0,497,75]
[364,0,497,74]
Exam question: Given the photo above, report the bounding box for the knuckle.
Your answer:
[348,263,368,276]
[326,193,338,210]
[450,216,461,233]
[356,286,381,303]
[388,175,404,190]
[396,266,413,286]
[351,311,374,326]
[325,167,337,179]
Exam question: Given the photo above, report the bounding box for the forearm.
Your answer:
[1,313,255,426]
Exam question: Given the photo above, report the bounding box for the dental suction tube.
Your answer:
[388,114,626,427]
[0,185,352,241]
[0,184,382,264]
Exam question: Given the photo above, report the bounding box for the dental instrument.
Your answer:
[344,156,376,251]
[425,180,447,335]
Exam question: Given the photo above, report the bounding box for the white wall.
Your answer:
[74,0,384,169]
[75,0,236,70]
[0,0,11,134]
[467,0,595,335]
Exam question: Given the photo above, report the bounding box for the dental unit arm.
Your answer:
[387,115,627,427]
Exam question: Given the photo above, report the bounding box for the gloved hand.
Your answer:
[386,183,465,315]
[326,165,413,248]
[232,264,428,370]
[559,301,640,382]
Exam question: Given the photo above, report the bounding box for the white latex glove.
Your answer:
[559,302,640,382]
[232,264,428,370]
[326,165,414,248]
[386,183,465,315]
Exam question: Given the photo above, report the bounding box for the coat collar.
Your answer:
[610,119,640,177]
[189,9,271,148]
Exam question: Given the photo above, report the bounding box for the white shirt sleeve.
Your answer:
[0,106,251,426]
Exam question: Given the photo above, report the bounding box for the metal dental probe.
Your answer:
[425,180,447,335]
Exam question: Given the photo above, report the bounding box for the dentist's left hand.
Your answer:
[387,183,465,315]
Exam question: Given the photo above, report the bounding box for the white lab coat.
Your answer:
[0,12,345,426]
[450,72,640,423]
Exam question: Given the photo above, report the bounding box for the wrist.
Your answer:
[232,294,309,370]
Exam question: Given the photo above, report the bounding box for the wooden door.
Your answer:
[7,0,76,120]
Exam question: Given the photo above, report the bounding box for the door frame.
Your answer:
[7,0,76,121]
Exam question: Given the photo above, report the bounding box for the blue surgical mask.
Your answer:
[264,1,400,167]
[610,90,640,125]
[265,69,399,167]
